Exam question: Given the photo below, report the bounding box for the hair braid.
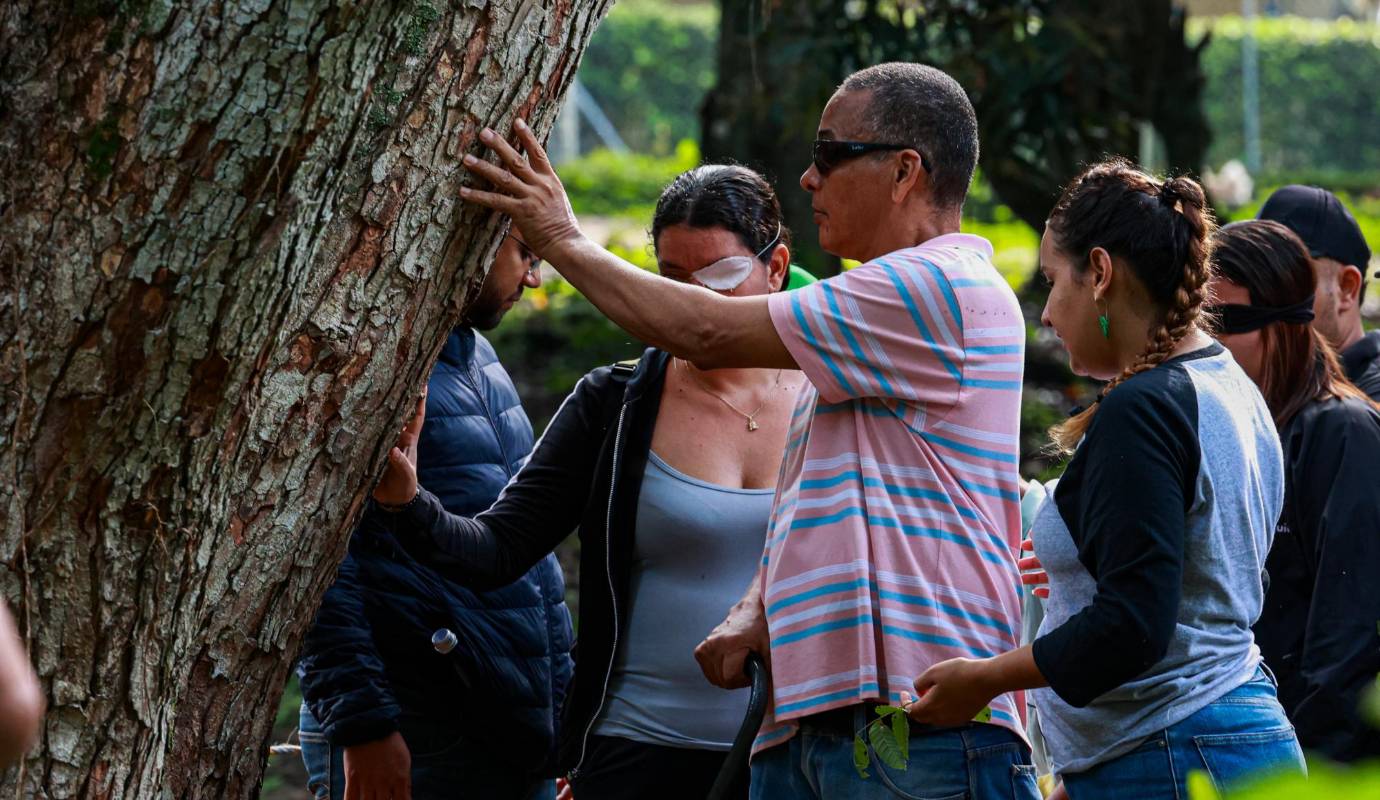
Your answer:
[1049,167,1217,453]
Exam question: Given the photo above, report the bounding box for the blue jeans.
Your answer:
[298,704,556,800]
[1060,668,1305,799]
[750,712,1040,800]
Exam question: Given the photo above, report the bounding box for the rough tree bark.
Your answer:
[0,0,609,796]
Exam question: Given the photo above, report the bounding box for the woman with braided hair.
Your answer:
[1209,219,1380,763]
[903,159,1304,799]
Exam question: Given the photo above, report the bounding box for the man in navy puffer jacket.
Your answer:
[297,230,573,799]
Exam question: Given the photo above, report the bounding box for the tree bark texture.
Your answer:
[0,0,609,796]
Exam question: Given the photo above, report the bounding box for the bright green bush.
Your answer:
[1194,15,1380,175]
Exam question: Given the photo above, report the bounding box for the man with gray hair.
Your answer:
[456,61,1038,799]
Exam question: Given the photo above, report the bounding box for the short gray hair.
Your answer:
[840,63,979,210]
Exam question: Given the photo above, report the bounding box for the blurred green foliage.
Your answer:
[1194,15,1380,176]
[581,8,1380,195]
[562,140,700,218]
[1186,760,1380,800]
[578,0,718,155]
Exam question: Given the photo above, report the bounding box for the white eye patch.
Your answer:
[691,255,757,291]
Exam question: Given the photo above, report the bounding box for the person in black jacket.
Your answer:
[369,165,807,800]
[1209,219,1380,763]
[296,230,573,800]
[1258,185,1379,401]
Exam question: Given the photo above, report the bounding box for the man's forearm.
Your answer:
[735,566,764,613]
[983,644,1048,694]
[458,121,792,368]
[547,235,794,370]
[548,235,724,362]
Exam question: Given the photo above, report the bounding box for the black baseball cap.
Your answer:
[1258,185,1372,277]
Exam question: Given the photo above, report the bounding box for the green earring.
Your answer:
[1098,314,1110,339]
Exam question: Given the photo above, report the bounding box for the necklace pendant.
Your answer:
[746,418,759,432]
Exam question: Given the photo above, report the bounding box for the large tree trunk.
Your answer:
[0,1,609,796]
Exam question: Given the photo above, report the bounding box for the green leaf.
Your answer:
[973,705,993,723]
[853,733,871,779]
[891,706,910,756]
[869,719,908,771]
[872,704,903,717]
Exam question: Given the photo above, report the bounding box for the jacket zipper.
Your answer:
[567,401,628,781]
[466,364,513,475]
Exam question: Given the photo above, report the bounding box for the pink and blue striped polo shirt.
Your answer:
[757,232,1027,752]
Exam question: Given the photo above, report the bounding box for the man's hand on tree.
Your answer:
[342,731,411,800]
[373,389,426,508]
[459,119,586,262]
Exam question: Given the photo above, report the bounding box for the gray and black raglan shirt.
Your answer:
[1030,343,1286,776]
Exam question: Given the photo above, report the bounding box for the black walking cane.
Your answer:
[706,652,769,800]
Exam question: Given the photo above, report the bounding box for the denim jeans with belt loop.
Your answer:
[750,708,1041,800]
[1058,665,1305,799]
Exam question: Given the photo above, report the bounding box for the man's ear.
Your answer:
[1338,263,1365,312]
[890,150,926,204]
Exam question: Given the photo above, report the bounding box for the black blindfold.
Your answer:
[1207,296,1316,335]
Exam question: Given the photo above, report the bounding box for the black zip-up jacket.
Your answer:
[361,348,671,778]
[1341,330,1380,402]
[1254,394,1380,762]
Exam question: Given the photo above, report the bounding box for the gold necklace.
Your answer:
[677,358,782,432]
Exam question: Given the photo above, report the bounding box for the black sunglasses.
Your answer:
[811,139,932,176]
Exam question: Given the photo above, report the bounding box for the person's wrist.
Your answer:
[375,487,420,513]
[976,655,1013,697]
[544,229,594,270]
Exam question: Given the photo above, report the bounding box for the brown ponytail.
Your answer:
[1048,161,1218,453]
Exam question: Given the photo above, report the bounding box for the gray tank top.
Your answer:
[592,451,774,750]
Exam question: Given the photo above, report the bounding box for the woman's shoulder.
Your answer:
[578,348,664,385]
[1289,393,1380,444]
[1095,360,1199,423]
[556,348,668,414]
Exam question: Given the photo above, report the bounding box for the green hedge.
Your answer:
[1194,15,1380,176]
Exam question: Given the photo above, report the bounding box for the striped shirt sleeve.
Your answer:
[767,257,964,406]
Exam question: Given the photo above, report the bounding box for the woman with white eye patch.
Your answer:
[364,164,807,800]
